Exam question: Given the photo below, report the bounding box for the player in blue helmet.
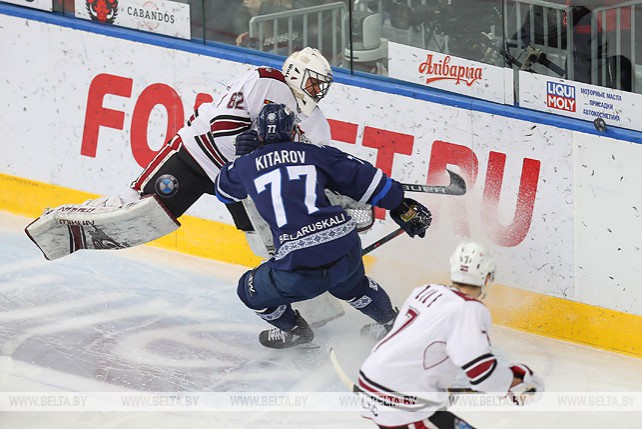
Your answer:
[258,103,296,143]
[215,103,432,349]
[233,103,297,156]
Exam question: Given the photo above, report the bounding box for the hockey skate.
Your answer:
[360,309,398,341]
[259,311,315,349]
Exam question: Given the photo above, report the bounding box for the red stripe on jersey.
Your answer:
[357,379,400,404]
[414,420,431,429]
[466,357,495,379]
[421,289,438,304]
[131,136,183,191]
[358,373,401,399]
[357,379,408,405]
[206,132,230,165]
[415,286,442,307]
[464,356,497,385]
[257,67,286,82]
[166,135,182,151]
[187,107,200,126]
[197,134,226,167]
[357,378,380,395]
[414,285,432,301]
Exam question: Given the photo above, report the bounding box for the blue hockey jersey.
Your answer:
[215,142,404,270]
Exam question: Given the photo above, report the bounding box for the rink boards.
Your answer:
[1,7,642,356]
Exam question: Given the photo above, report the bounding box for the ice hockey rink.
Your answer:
[2,211,642,429]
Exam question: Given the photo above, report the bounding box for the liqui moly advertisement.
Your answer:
[74,0,190,39]
[388,42,514,105]
[519,72,642,132]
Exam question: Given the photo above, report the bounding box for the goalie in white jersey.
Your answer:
[358,241,544,429]
[25,47,334,261]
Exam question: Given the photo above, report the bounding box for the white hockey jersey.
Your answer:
[178,66,331,182]
[358,283,513,426]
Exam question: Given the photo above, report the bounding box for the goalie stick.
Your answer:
[401,170,466,196]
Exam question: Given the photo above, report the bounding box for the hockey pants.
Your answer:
[237,241,396,331]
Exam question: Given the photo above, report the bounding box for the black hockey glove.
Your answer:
[390,198,432,238]
[235,130,260,156]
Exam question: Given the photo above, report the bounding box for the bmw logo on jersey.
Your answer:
[155,174,179,198]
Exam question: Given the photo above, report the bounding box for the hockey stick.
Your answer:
[401,169,466,196]
[329,347,361,393]
[361,227,405,256]
[329,348,480,395]
[361,170,465,255]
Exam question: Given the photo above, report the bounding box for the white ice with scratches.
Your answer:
[1,212,642,429]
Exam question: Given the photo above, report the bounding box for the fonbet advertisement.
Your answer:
[0,13,576,300]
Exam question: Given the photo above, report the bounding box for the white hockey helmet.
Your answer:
[449,241,496,294]
[282,47,333,116]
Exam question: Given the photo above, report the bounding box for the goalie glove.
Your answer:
[235,130,260,156]
[390,198,432,238]
[325,189,374,232]
[508,363,545,405]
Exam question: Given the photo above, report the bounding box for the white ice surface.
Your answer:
[1,211,642,429]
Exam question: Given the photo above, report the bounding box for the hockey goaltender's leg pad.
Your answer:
[238,265,344,329]
[25,195,180,260]
[292,292,345,328]
[324,245,395,324]
[225,198,275,259]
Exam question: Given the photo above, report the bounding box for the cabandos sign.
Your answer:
[74,0,190,39]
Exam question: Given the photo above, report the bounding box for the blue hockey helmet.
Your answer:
[257,103,295,144]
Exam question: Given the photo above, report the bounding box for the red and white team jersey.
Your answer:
[358,284,513,427]
[178,66,331,181]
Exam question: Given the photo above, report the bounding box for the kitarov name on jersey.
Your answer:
[255,150,306,171]
[278,213,347,243]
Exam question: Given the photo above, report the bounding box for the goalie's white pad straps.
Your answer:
[293,292,345,328]
[25,195,180,260]
[242,198,275,258]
